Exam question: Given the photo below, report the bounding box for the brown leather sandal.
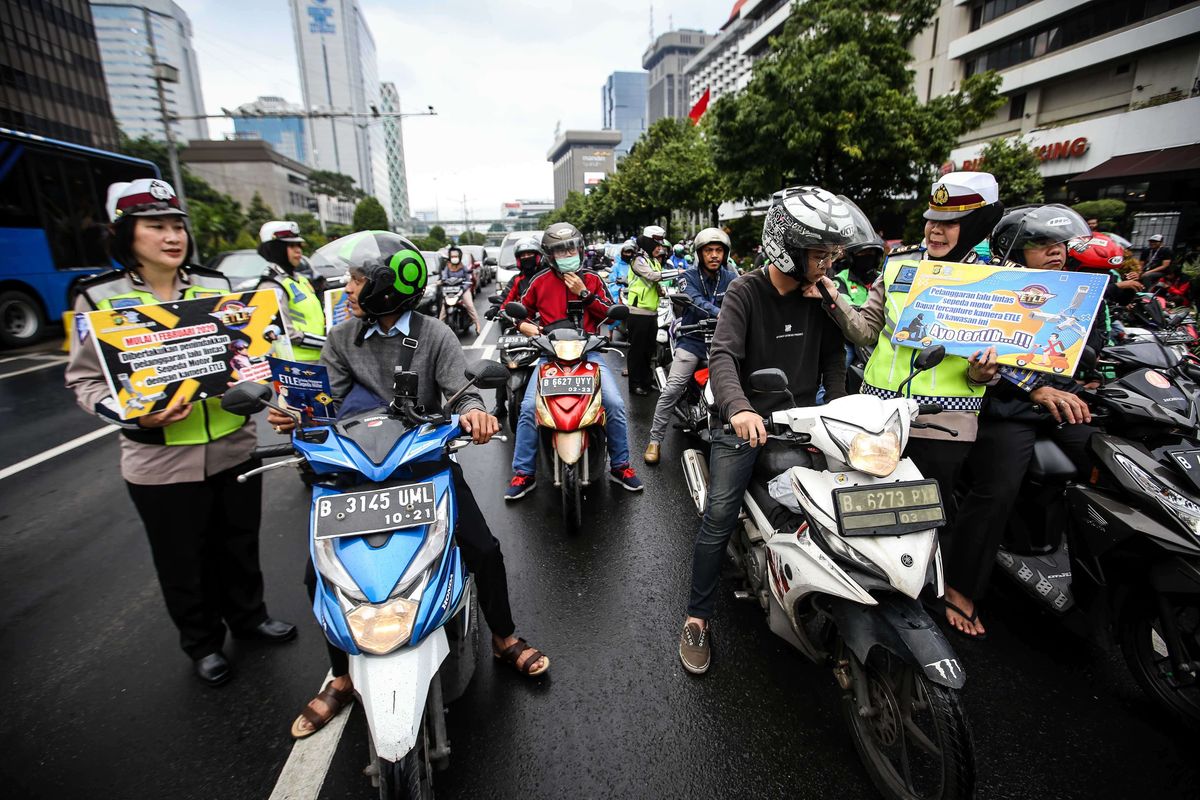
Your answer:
[493,637,550,677]
[290,681,355,739]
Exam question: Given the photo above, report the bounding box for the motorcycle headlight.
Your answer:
[1115,453,1200,538]
[823,412,902,477]
[346,595,420,655]
[313,535,367,602]
[552,340,586,361]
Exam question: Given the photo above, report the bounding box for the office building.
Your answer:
[231,96,308,166]
[182,139,316,219]
[602,71,648,156]
[288,0,388,213]
[90,0,208,142]
[909,0,1200,240]
[0,1,120,149]
[501,200,554,218]
[547,130,622,208]
[644,29,714,124]
[380,81,410,228]
[684,0,760,109]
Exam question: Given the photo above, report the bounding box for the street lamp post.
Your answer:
[143,7,186,209]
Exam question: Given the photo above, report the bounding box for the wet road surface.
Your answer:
[0,294,1196,800]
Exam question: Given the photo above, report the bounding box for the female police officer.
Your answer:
[65,179,294,686]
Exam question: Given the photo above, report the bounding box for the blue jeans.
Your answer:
[688,431,761,619]
[511,356,631,475]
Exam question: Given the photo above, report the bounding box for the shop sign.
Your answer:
[962,137,1089,171]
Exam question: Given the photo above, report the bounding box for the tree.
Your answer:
[284,212,329,249]
[308,170,365,202]
[708,0,1003,223]
[459,231,487,245]
[232,229,258,250]
[245,192,276,235]
[977,136,1044,207]
[1072,199,1126,231]
[488,221,506,232]
[428,225,448,244]
[352,196,389,231]
[540,190,589,231]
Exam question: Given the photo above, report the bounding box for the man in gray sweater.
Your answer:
[268,232,548,739]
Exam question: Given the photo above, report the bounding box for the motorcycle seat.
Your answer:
[1028,438,1078,482]
[745,445,814,532]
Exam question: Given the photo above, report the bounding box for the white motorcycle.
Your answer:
[681,347,976,800]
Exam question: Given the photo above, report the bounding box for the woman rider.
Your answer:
[65,179,294,686]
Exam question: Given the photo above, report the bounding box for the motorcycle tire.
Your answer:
[507,397,521,439]
[1117,593,1200,727]
[841,645,975,800]
[561,464,581,533]
[376,718,433,800]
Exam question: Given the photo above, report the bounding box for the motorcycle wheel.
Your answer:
[561,464,581,533]
[841,646,975,800]
[507,388,522,435]
[377,718,433,800]
[1118,594,1200,726]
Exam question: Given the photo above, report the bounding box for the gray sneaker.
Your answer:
[679,621,710,674]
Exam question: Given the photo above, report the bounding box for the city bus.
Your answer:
[0,127,159,348]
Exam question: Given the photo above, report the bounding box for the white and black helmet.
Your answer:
[762,186,861,276]
[692,227,731,257]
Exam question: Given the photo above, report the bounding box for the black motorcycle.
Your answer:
[994,347,1200,725]
[440,276,472,337]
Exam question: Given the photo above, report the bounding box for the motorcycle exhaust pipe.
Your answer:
[681,448,709,516]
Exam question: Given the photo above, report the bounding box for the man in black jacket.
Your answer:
[678,187,871,674]
[942,205,1099,638]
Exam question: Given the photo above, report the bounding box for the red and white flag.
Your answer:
[688,87,711,125]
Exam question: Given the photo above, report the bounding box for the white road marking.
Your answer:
[0,425,118,481]
[268,671,354,800]
[470,318,495,349]
[0,356,69,379]
[0,352,63,364]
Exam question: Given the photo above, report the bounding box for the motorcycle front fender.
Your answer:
[348,628,449,763]
[828,594,966,690]
[554,430,586,465]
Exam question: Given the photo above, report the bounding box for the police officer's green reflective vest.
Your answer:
[263,270,325,362]
[627,254,664,311]
[834,269,869,307]
[860,255,985,412]
[83,268,248,446]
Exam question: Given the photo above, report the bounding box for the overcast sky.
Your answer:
[186,0,735,220]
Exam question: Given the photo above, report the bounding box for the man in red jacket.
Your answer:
[504,222,643,500]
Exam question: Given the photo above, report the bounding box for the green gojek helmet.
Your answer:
[311,230,428,318]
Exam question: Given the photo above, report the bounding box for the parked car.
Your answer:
[207,250,269,292]
[419,251,443,316]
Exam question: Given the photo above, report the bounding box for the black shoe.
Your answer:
[632,386,649,396]
[233,618,297,643]
[194,651,232,686]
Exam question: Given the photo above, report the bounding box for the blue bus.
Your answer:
[0,127,159,347]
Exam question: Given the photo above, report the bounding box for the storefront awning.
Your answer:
[1069,143,1200,183]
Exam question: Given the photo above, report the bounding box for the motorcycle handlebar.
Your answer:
[917,403,944,415]
[254,443,296,460]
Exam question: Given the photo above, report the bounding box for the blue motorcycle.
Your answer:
[222,359,510,799]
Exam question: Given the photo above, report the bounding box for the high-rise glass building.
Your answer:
[90,0,208,142]
[380,82,410,228]
[232,96,308,165]
[602,71,648,157]
[288,0,388,214]
[643,29,713,125]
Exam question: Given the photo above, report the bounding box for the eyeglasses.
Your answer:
[811,249,843,271]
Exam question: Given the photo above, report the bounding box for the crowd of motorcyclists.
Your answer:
[62,168,1199,793]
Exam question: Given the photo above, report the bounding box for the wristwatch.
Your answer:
[578,290,592,303]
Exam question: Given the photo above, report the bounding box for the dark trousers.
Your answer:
[947,419,1096,599]
[626,313,657,391]
[307,461,516,677]
[126,460,267,660]
[688,431,761,620]
[906,438,973,533]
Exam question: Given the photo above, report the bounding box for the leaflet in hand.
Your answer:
[268,357,337,422]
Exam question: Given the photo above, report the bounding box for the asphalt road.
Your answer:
[0,290,1196,800]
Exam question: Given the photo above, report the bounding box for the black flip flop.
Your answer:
[941,598,988,641]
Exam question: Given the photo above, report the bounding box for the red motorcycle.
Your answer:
[503,301,629,530]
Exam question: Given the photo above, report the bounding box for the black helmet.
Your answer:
[762,186,862,278]
[542,222,585,272]
[990,205,1090,266]
[310,231,427,318]
[514,237,543,274]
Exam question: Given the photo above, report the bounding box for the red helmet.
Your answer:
[1067,233,1124,271]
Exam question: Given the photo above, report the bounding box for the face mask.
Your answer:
[518,256,537,274]
[450,257,460,265]
[556,255,581,273]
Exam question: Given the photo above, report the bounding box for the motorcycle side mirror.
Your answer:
[606,304,630,321]
[465,359,510,390]
[505,301,528,320]
[914,345,946,372]
[221,381,272,415]
[749,368,789,394]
